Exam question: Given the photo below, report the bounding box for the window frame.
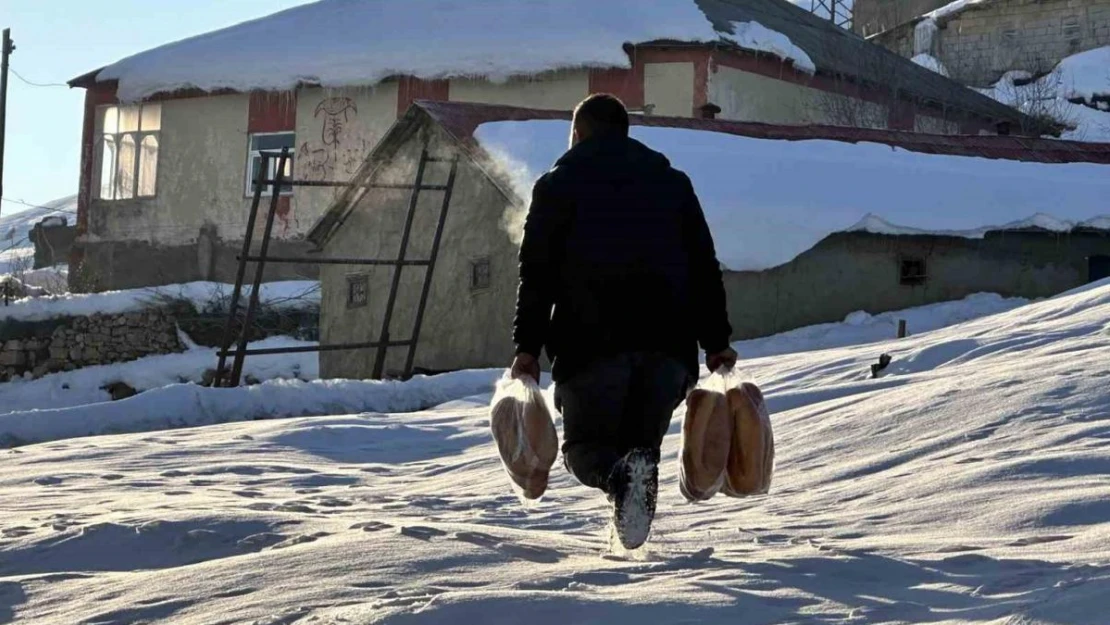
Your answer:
[346,273,369,309]
[97,103,161,201]
[899,257,928,287]
[245,131,296,198]
[470,257,492,292]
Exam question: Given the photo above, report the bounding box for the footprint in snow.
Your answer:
[350,521,394,533]
[34,476,63,486]
[1007,535,1073,547]
[399,525,447,540]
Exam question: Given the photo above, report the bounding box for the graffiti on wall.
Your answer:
[299,96,373,189]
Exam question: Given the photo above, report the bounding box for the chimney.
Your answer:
[699,103,722,120]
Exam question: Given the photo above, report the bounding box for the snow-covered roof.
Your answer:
[311,101,1110,272]
[83,0,818,102]
[925,0,998,22]
[74,0,1032,129]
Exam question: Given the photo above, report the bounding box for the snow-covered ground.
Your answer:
[0,280,320,323]
[0,291,1021,448]
[3,282,1110,622]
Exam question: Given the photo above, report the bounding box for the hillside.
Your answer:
[0,196,77,276]
[1,280,1109,623]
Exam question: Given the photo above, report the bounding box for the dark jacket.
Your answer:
[513,134,732,382]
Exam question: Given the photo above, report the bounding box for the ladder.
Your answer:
[213,145,460,386]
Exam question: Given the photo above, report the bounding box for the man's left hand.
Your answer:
[510,352,541,382]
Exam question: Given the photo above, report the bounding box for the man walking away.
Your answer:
[510,94,737,550]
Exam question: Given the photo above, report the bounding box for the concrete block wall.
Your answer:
[944,0,1110,85]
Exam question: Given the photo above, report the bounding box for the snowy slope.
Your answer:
[977,47,1110,143]
[0,196,76,276]
[4,281,1110,623]
[0,280,319,322]
[0,291,1018,446]
[475,119,1110,271]
[96,0,812,102]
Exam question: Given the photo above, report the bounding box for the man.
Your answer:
[510,94,736,550]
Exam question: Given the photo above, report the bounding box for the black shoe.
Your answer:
[608,448,659,550]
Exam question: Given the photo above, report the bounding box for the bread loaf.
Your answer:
[721,382,774,497]
[490,382,559,500]
[679,388,733,502]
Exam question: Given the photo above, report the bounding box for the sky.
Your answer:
[0,0,311,217]
[0,0,826,218]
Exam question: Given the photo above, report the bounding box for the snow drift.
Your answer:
[475,119,1110,271]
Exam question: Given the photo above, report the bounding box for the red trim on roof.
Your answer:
[248,91,297,133]
[413,99,1110,165]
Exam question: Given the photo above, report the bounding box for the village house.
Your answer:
[858,0,1110,85]
[66,0,1040,292]
[307,100,1110,380]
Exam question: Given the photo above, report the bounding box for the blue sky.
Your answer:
[0,0,310,217]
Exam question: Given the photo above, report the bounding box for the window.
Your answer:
[98,103,161,200]
[900,258,927,286]
[246,132,295,197]
[347,274,368,309]
[470,258,491,291]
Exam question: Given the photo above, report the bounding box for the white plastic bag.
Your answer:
[489,373,559,501]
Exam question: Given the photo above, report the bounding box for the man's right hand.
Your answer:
[706,347,738,373]
[510,352,541,382]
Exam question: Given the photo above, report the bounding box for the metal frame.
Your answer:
[213,145,459,387]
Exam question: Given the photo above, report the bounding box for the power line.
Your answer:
[0,197,78,214]
[9,66,67,89]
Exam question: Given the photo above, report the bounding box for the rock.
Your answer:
[244,374,261,386]
[0,351,26,367]
[3,340,23,352]
[32,363,50,378]
[69,348,83,361]
[49,347,68,360]
[101,381,138,401]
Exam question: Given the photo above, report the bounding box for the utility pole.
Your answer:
[810,0,853,30]
[0,28,14,221]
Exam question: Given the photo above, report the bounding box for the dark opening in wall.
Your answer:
[347,274,368,309]
[471,258,491,291]
[900,258,928,286]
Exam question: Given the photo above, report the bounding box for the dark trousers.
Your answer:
[554,352,692,492]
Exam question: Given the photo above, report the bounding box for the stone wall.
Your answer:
[0,308,182,382]
[872,0,1110,86]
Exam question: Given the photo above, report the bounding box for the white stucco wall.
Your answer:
[644,62,696,117]
[709,65,888,128]
[449,70,590,110]
[293,84,401,237]
[90,94,252,246]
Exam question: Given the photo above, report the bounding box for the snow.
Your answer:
[0,336,319,418]
[0,280,319,322]
[977,48,1110,142]
[475,120,1110,271]
[96,0,814,102]
[912,53,949,77]
[926,0,994,21]
[848,212,1099,238]
[1055,45,1110,103]
[4,276,1110,623]
[0,195,76,276]
[730,21,815,75]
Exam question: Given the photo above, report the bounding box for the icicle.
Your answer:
[914,18,939,56]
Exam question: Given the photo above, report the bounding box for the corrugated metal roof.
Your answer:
[696,0,1037,129]
[417,100,1110,164]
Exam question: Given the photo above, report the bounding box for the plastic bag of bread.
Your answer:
[489,374,559,501]
[679,387,733,502]
[717,374,775,497]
